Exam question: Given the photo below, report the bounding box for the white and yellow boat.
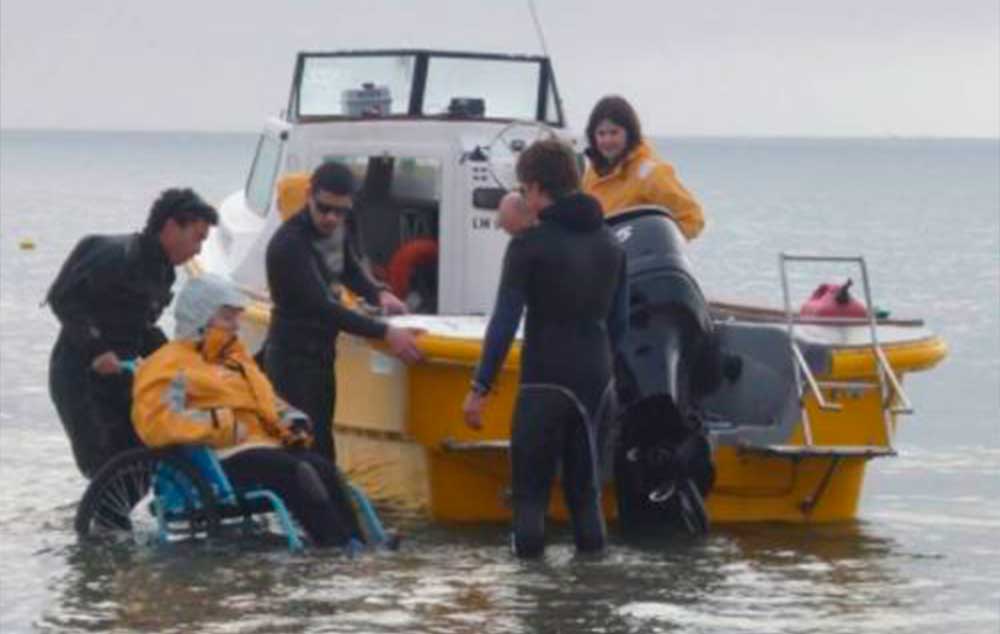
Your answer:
[194,49,947,526]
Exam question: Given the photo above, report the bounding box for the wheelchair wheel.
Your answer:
[75,447,220,543]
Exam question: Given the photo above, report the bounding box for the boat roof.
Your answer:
[285,49,565,127]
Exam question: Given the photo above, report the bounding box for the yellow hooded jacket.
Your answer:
[582,140,705,241]
[132,336,301,455]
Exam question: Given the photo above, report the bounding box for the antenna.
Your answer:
[527,0,551,59]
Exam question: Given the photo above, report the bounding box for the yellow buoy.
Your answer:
[19,239,36,250]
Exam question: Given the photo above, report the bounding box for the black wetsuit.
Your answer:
[264,210,387,462]
[474,193,628,557]
[47,232,174,478]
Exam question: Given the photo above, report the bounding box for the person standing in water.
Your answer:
[264,161,423,463]
[582,95,705,241]
[46,188,218,478]
[463,140,628,558]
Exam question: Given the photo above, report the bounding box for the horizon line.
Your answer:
[1,125,998,142]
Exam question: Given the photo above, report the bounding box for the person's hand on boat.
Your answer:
[385,326,425,364]
[90,351,123,375]
[378,290,408,316]
[462,390,486,430]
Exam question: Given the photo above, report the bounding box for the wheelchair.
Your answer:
[74,445,391,552]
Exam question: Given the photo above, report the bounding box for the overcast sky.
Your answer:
[2,0,997,137]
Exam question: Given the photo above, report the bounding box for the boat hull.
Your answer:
[317,322,946,525]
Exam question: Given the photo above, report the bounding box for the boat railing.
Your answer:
[777,253,915,452]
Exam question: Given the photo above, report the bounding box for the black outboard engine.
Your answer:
[608,208,719,536]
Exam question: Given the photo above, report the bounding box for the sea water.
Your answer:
[1,130,997,633]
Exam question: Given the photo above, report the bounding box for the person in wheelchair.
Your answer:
[130,273,368,548]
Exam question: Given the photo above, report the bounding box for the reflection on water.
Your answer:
[28,517,966,634]
[3,132,998,633]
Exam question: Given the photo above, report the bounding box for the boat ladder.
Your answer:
[743,253,916,463]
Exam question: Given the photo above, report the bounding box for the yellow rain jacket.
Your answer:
[132,337,303,455]
[582,140,705,241]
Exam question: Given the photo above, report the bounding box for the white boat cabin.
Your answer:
[207,49,576,317]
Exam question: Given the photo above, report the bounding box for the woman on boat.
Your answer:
[582,95,705,241]
[462,140,628,558]
[130,274,366,548]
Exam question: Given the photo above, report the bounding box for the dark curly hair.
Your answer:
[143,188,219,236]
[584,95,643,172]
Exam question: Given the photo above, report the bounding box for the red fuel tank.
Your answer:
[800,279,868,318]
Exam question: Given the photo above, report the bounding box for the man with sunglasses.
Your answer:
[264,161,422,463]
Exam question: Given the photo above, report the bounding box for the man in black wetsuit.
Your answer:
[264,161,423,463]
[463,139,629,558]
[47,188,218,478]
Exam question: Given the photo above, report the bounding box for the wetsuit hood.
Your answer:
[539,193,605,233]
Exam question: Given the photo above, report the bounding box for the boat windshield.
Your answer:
[291,51,563,125]
[298,55,416,117]
[423,57,541,121]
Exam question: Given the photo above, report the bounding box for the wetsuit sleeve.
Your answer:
[607,257,629,352]
[267,231,388,339]
[643,163,705,241]
[473,239,529,392]
[46,236,119,358]
[131,359,241,450]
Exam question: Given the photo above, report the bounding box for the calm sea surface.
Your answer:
[1,130,997,633]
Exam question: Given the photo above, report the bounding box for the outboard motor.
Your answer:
[608,208,719,536]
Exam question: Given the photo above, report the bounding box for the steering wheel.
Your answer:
[482,120,559,190]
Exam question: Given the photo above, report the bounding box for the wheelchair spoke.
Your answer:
[105,467,138,511]
[76,448,221,544]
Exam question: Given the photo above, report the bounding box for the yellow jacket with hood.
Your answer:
[582,139,705,241]
[131,327,303,456]
[132,274,309,456]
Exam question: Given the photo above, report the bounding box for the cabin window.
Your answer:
[319,153,442,314]
[423,58,540,120]
[245,135,282,216]
[299,56,415,118]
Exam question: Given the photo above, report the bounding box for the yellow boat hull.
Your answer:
[316,324,947,525]
[229,289,949,525]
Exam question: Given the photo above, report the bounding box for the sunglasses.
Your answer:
[312,198,352,217]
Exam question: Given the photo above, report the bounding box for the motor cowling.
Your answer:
[609,209,715,410]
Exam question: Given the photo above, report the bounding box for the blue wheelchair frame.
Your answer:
[154,446,389,552]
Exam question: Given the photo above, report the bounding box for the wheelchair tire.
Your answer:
[75,447,220,543]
